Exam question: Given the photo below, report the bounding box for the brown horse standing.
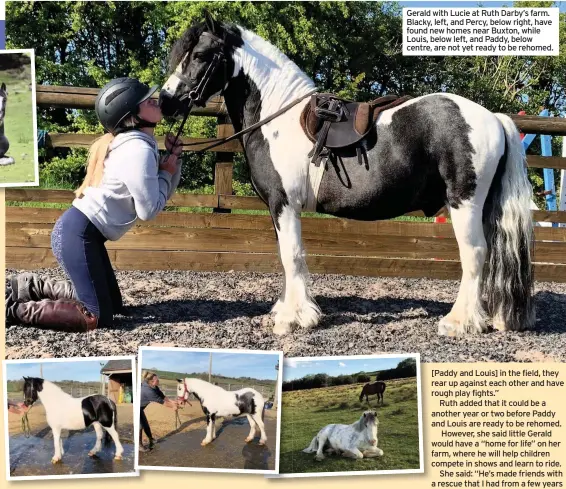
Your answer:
[359,381,386,405]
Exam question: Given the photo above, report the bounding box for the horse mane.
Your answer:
[168,21,243,72]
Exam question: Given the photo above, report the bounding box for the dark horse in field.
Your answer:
[359,381,386,405]
[160,14,535,337]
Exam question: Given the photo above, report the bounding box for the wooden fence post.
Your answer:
[214,115,234,213]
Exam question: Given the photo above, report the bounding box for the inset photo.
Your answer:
[0,49,38,186]
[3,356,138,481]
[137,347,282,474]
[278,354,423,478]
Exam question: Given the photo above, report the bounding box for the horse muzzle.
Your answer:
[159,90,192,118]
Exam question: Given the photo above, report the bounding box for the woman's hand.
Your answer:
[165,133,183,156]
[159,154,180,175]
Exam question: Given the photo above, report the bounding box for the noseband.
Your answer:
[177,381,193,407]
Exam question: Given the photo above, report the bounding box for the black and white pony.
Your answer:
[177,377,267,446]
[23,377,123,463]
[160,16,535,337]
[0,82,14,166]
[303,410,383,461]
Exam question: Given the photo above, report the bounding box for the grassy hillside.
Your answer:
[0,61,36,185]
[280,377,420,474]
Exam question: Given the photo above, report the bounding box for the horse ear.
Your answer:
[176,378,183,383]
[373,411,377,417]
[203,9,220,34]
[1,83,6,92]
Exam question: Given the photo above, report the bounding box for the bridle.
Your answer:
[177,380,193,407]
[164,32,227,156]
[164,30,317,156]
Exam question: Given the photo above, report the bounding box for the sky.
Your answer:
[6,360,110,382]
[283,356,415,381]
[141,350,280,381]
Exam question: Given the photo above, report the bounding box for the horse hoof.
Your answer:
[259,440,267,446]
[51,458,61,464]
[273,321,292,336]
[114,455,123,461]
[201,440,210,446]
[438,318,464,337]
[88,451,95,457]
[315,454,325,462]
[245,437,253,443]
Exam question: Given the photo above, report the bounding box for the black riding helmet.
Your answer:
[95,77,159,133]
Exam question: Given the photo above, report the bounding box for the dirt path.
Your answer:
[6,269,566,362]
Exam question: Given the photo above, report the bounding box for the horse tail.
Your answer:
[484,114,535,331]
[303,434,319,453]
[359,386,365,402]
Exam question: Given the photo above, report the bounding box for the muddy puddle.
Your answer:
[139,416,277,471]
[9,431,135,477]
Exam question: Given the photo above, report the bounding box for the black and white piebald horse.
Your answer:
[0,82,14,166]
[23,377,123,463]
[177,377,267,446]
[160,15,535,337]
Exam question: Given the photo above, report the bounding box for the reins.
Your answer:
[178,89,318,153]
[21,405,33,438]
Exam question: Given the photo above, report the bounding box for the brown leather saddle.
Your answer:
[300,93,412,166]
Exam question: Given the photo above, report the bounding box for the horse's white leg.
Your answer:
[211,414,217,440]
[89,422,103,457]
[245,414,257,443]
[342,448,364,459]
[60,437,65,456]
[362,446,384,458]
[251,412,267,445]
[103,425,124,460]
[51,426,63,464]
[314,433,328,461]
[272,205,321,335]
[201,415,214,446]
[438,203,488,336]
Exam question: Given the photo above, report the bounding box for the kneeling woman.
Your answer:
[7,78,183,331]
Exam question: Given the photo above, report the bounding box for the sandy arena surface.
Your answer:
[6,268,566,362]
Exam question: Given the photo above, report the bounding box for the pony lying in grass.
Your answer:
[23,377,123,463]
[303,410,383,461]
[177,377,267,446]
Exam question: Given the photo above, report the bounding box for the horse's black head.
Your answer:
[23,376,43,407]
[159,12,243,117]
[0,82,7,121]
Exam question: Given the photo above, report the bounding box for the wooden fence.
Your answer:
[5,85,566,282]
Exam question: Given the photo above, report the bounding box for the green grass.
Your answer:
[280,378,421,474]
[0,64,36,185]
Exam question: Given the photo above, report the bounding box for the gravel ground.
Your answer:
[6,268,566,362]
